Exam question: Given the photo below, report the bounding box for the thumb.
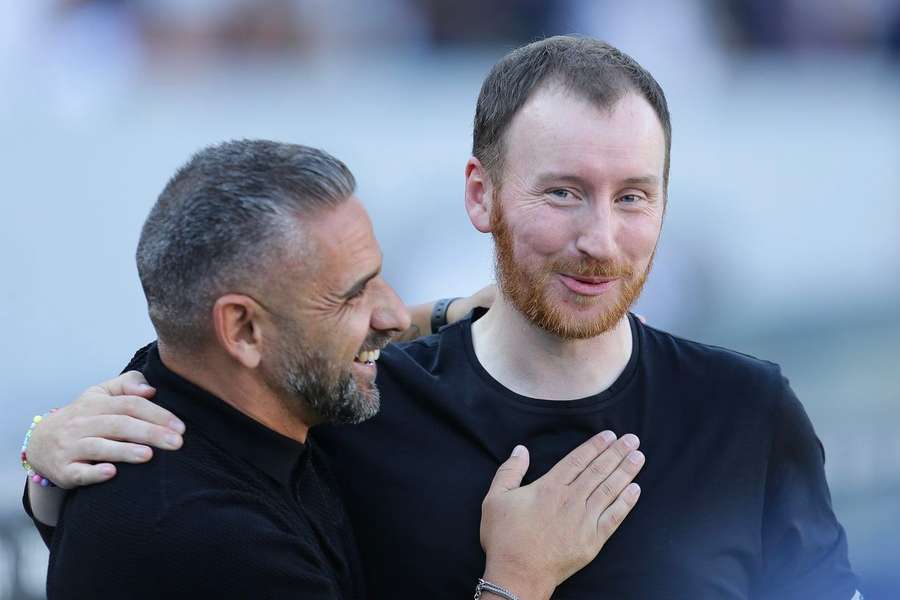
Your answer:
[487,445,530,496]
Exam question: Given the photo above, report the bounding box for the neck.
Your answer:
[470,293,633,400]
[158,343,311,443]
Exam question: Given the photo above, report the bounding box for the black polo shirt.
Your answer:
[35,344,365,599]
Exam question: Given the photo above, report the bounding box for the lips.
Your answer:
[558,273,620,296]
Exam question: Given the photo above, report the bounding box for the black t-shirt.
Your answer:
[31,344,365,599]
[316,310,858,600]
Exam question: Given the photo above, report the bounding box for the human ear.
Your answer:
[211,294,264,369]
[464,157,494,233]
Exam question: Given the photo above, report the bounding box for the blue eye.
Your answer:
[548,189,577,202]
[618,194,642,204]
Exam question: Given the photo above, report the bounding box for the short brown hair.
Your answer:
[473,35,672,188]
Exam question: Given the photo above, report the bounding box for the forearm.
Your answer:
[27,478,66,526]
[395,302,433,341]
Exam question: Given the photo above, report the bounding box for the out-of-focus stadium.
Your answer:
[1,1,898,598]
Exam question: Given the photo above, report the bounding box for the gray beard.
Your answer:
[284,350,380,425]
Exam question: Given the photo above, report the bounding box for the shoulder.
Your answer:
[382,333,442,370]
[635,320,798,427]
[639,320,781,381]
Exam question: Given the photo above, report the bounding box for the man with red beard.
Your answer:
[24,37,859,599]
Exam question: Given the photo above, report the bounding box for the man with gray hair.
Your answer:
[26,36,860,599]
[25,139,644,599]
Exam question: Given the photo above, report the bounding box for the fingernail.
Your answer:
[627,483,641,498]
[623,434,639,449]
[512,445,525,457]
[138,384,153,391]
[133,447,151,460]
[102,464,116,476]
[168,420,185,434]
[165,434,182,448]
[600,430,616,443]
[628,450,644,465]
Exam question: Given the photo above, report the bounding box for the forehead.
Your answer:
[302,196,381,284]
[502,85,666,183]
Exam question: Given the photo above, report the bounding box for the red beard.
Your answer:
[491,192,652,339]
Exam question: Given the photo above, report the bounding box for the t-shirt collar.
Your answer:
[142,343,307,488]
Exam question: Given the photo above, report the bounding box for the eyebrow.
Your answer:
[535,172,660,188]
[621,175,661,186]
[340,266,381,299]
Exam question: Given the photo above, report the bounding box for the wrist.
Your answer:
[482,564,555,600]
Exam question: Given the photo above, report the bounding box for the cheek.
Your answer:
[513,210,575,257]
[617,218,661,262]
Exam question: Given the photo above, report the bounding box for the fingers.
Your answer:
[584,449,644,515]
[107,394,185,433]
[61,462,118,489]
[80,414,183,451]
[595,483,641,541]
[486,445,530,496]
[572,433,641,498]
[76,437,155,464]
[545,431,616,485]
[92,371,155,399]
[73,393,185,434]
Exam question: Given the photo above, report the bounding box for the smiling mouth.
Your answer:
[558,273,620,296]
[353,348,381,365]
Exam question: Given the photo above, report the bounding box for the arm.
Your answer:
[478,432,644,600]
[397,284,495,341]
[23,371,184,528]
[758,375,860,600]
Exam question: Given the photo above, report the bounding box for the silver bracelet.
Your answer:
[474,578,520,600]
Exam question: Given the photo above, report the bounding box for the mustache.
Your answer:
[359,332,394,353]
[547,257,634,279]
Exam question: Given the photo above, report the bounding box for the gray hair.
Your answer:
[136,139,356,350]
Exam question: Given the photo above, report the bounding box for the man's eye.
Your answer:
[549,189,575,201]
[618,194,643,204]
[347,286,367,301]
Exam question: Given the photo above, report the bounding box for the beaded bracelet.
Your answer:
[21,410,58,487]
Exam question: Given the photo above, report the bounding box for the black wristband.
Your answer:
[430,297,460,334]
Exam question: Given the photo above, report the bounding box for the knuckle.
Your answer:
[608,508,623,529]
[567,452,587,471]
[599,481,615,500]
[70,470,85,487]
[588,460,608,477]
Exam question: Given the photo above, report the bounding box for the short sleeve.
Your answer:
[759,374,860,600]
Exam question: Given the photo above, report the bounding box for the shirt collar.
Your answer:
[141,343,307,488]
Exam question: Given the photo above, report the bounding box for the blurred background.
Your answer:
[1,0,898,597]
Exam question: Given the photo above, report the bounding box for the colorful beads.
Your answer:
[21,411,57,488]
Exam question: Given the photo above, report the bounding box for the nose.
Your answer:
[371,278,412,334]
[574,202,617,260]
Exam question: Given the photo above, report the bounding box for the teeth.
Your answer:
[356,348,381,363]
